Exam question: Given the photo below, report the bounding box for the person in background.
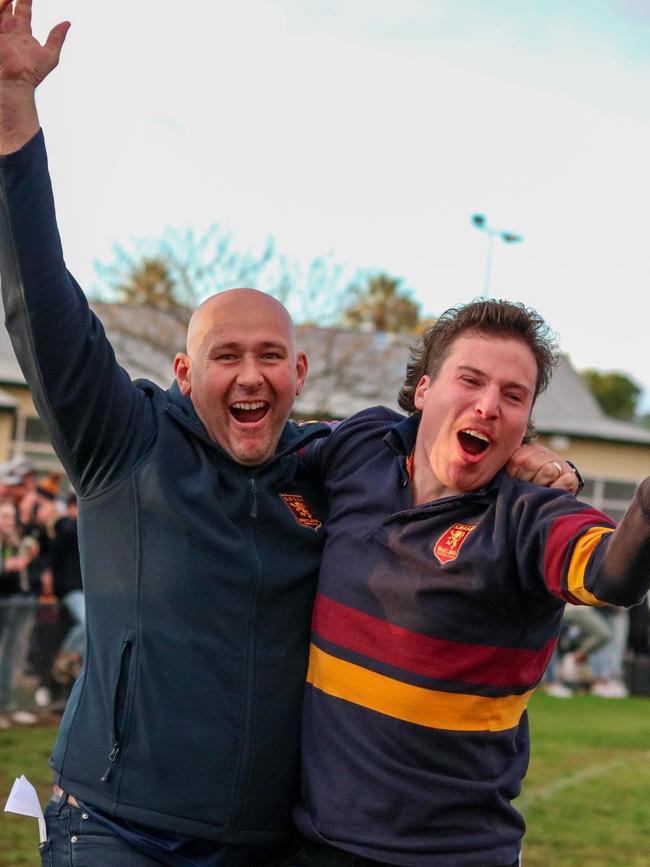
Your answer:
[589,606,631,698]
[0,497,39,727]
[48,494,84,685]
[544,604,613,697]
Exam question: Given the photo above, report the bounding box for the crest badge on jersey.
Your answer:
[433,522,476,565]
[280,493,322,531]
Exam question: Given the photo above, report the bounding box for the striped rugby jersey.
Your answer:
[294,406,644,867]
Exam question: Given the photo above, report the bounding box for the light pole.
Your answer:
[471,213,523,299]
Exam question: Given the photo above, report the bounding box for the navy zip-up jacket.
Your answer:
[0,130,329,843]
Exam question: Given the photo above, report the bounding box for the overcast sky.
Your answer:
[34,0,650,408]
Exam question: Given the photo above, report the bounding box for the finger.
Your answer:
[505,446,536,480]
[550,471,580,495]
[525,465,562,487]
[12,0,30,31]
[522,457,570,486]
[505,452,547,481]
[0,0,14,33]
[44,20,70,60]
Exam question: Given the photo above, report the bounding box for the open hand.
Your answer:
[0,0,69,87]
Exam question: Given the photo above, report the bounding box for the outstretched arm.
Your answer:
[594,476,650,606]
[0,0,69,154]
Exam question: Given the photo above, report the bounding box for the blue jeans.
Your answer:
[41,790,297,866]
[41,794,165,866]
[0,594,36,710]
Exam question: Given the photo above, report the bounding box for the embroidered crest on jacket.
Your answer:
[280,494,322,530]
[433,523,476,564]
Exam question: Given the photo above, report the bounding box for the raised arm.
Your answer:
[0,1,157,496]
[0,0,69,152]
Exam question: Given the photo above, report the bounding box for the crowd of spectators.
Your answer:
[0,457,82,728]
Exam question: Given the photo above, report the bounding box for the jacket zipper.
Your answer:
[248,477,258,518]
[228,476,263,830]
[101,639,133,783]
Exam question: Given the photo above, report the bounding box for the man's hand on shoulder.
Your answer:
[506,443,582,495]
[0,0,70,153]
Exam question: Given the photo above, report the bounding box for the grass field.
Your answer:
[1,692,649,866]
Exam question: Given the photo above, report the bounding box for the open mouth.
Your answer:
[457,429,490,456]
[229,401,270,424]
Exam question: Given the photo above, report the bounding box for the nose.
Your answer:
[474,387,499,419]
[236,354,264,389]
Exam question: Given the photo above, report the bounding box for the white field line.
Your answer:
[518,751,650,809]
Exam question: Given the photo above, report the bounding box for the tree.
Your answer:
[581,369,642,421]
[341,273,421,333]
[93,226,359,330]
[93,224,276,326]
[111,255,184,317]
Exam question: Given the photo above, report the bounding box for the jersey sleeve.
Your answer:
[513,479,650,608]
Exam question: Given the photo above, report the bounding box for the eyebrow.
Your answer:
[210,340,289,352]
[457,364,533,396]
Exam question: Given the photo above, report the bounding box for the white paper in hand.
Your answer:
[4,775,46,843]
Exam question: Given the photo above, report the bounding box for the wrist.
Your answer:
[0,83,39,155]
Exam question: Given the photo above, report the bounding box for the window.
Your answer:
[581,477,638,522]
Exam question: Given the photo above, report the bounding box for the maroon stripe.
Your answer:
[544,509,614,599]
[312,594,554,688]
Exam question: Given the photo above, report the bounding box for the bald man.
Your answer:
[0,5,330,864]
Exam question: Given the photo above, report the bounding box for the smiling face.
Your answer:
[174,288,308,466]
[411,331,537,504]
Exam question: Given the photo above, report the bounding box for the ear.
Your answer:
[173,353,192,396]
[413,375,430,411]
[295,351,308,397]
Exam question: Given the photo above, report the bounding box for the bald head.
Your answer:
[174,287,308,465]
[186,288,296,358]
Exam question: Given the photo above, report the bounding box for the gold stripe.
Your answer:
[566,526,614,605]
[307,645,531,732]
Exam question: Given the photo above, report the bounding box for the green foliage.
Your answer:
[581,368,642,421]
[341,273,421,333]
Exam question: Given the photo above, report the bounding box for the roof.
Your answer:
[533,354,650,444]
[0,302,649,445]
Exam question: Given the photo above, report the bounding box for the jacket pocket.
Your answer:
[101,636,134,783]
